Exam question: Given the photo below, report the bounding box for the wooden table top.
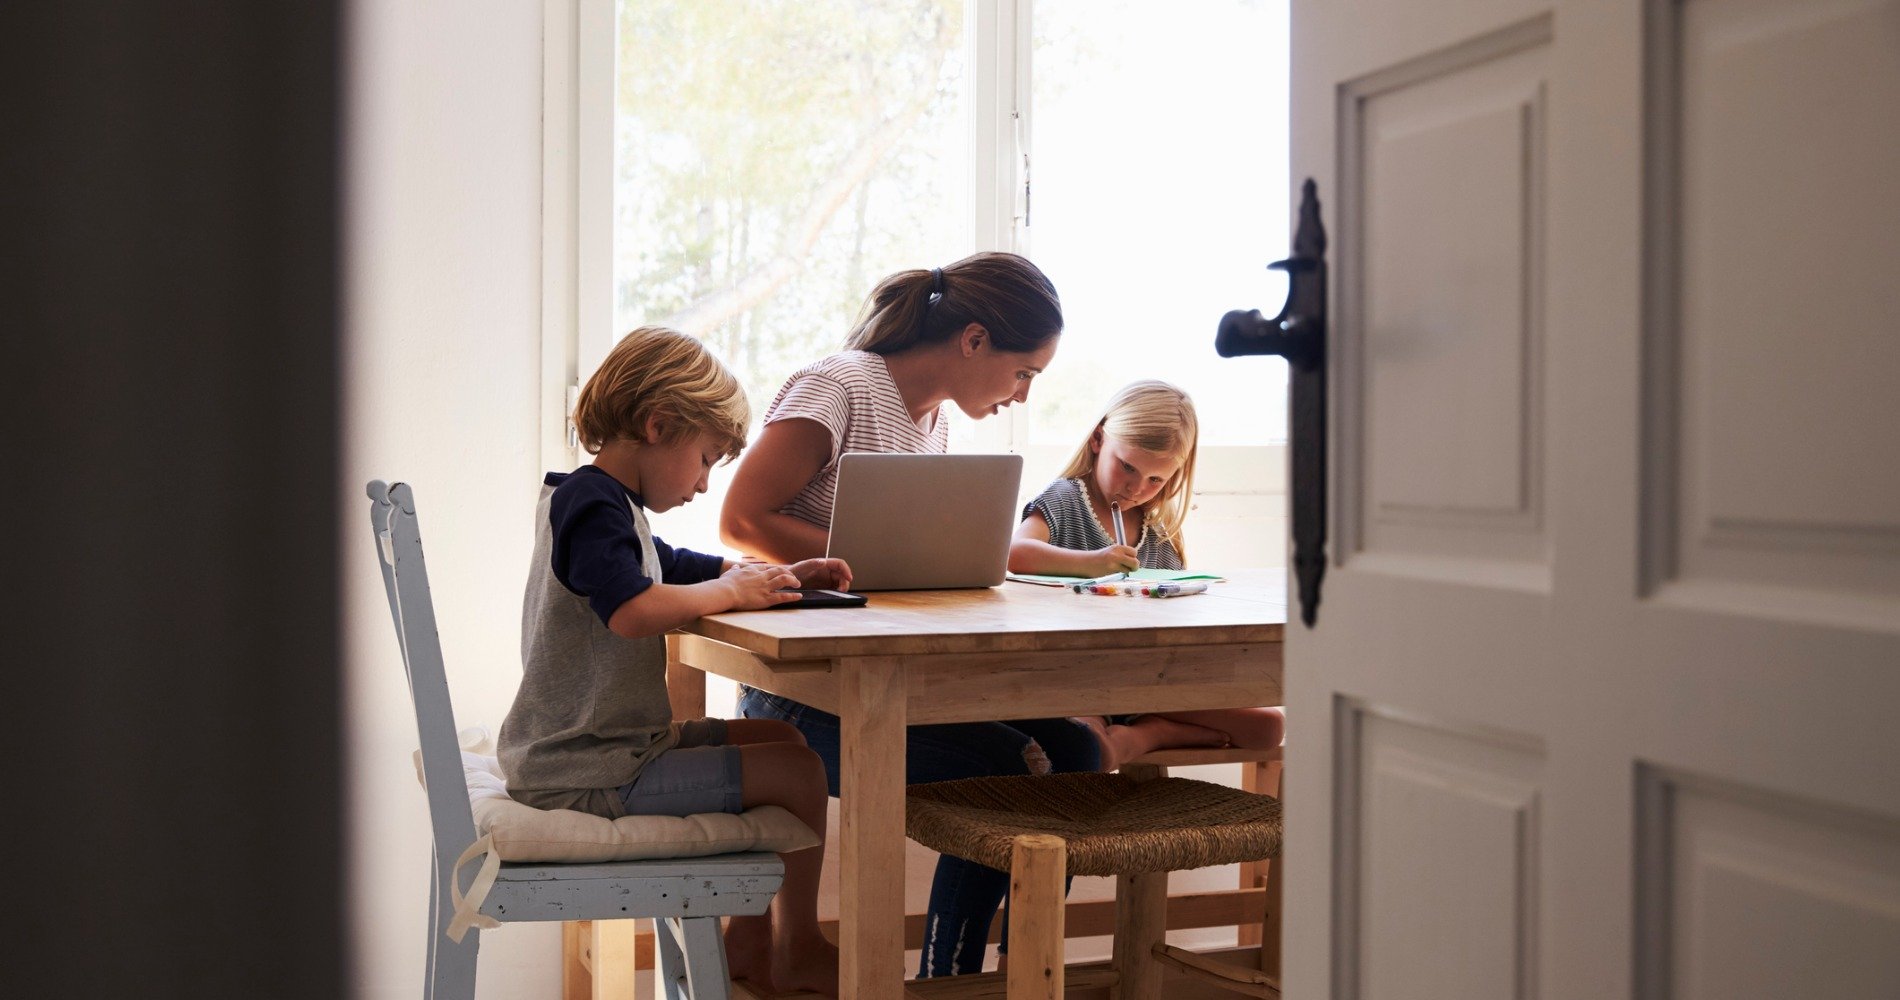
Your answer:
[679,569,1288,661]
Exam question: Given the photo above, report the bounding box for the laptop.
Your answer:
[825,453,1024,591]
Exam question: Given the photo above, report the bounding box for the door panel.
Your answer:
[1340,705,1545,1000]
[1636,768,1900,999]
[1651,0,1900,620]
[1345,19,1553,575]
[1285,1,1900,998]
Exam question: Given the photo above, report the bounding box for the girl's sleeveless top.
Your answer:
[1021,477,1185,570]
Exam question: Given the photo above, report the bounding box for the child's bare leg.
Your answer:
[714,722,793,986]
[1074,714,1226,772]
[1152,707,1285,750]
[737,738,838,996]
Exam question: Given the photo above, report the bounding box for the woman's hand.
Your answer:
[789,557,853,591]
[1094,544,1140,577]
[718,562,802,611]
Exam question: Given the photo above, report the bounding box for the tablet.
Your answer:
[768,589,868,609]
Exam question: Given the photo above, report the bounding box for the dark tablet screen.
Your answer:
[768,589,868,609]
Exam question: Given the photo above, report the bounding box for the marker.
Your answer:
[1101,501,1134,583]
[1067,580,1208,599]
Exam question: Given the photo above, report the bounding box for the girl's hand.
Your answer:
[1096,544,1140,576]
[789,557,852,592]
[719,562,802,610]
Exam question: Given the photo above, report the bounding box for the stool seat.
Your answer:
[905,772,1282,877]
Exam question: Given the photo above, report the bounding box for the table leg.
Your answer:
[665,633,706,721]
[837,655,907,1000]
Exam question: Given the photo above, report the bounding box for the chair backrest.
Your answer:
[366,480,479,863]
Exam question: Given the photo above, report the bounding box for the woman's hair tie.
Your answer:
[929,267,945,301]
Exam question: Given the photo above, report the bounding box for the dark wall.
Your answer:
[0,2,342,995]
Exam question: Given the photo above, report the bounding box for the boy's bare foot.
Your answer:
[769,934,840,998]
[724,916,773,988]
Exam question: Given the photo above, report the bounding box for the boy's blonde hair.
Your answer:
[572,326,750,458]
[1057,380,1199,562]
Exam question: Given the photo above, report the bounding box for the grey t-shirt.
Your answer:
[497,486,676,817]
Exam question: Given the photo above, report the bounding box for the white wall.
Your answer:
[342,2,556,997]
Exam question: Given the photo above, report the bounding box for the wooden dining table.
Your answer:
[664,571,1287,1000]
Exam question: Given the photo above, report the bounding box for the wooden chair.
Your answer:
[367,480,782,1000]
[905,767,1284,1000]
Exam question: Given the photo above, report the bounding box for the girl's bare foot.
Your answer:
[1123,714,1230,755]
[1080,714,1234,773]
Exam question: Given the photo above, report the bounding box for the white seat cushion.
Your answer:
[438,751,818,864]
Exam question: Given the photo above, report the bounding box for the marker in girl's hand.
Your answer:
[1098,501,1133,583]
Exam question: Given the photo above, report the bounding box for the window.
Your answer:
[611,0,970,436]
[572,0,1290,560]
[1023,0,1291,448]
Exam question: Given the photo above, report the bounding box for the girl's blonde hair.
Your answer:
[844,251,1063,356]
[572,326,750,459]
[1057,380,1199,561]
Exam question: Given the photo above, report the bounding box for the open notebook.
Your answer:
[1005,567,1226,587]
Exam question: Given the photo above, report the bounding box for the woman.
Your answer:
[720,251,1096,977]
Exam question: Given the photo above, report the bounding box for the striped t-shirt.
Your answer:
[1021,477,1185,570]
[762,350,950,528]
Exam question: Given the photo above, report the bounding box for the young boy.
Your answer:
[497,326,844,995]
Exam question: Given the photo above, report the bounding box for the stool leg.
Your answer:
[1237,758,1283,949]
[1261,843,1284,978]
[1110,762,1167,1000]
[1009,834,1067,1000]
[1111,868,1166,1000]
[674,916,732,1000]
[655,917,688,1000]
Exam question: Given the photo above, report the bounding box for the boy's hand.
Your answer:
[1095,544,1140,576]
[789,557,852,592]
[719,562,802,610]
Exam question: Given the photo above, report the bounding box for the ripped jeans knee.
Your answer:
[1020,738,1052,775]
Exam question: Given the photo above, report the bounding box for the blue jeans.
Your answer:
[737,687,1099,977]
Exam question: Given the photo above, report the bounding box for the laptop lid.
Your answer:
[825,453,1024,591]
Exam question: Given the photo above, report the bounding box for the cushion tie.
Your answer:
[445,833,503,943]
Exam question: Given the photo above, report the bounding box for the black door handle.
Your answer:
[1216,178,1327,627]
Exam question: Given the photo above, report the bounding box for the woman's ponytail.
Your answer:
[843,268,939,353]
[843,251,1062,355]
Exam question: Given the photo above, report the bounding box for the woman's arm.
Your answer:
[1009,510,1140,577]
[720,418,834,563]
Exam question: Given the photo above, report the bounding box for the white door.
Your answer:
[1280,2,1900,998]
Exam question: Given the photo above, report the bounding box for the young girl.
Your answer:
[1009,380,1286,771]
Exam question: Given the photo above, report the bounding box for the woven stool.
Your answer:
[906,769,1283,1000]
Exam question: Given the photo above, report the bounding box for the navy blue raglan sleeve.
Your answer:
[547,472,657,627]
[650,536,726,586]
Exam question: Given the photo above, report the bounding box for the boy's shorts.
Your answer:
[616,718,744,816]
